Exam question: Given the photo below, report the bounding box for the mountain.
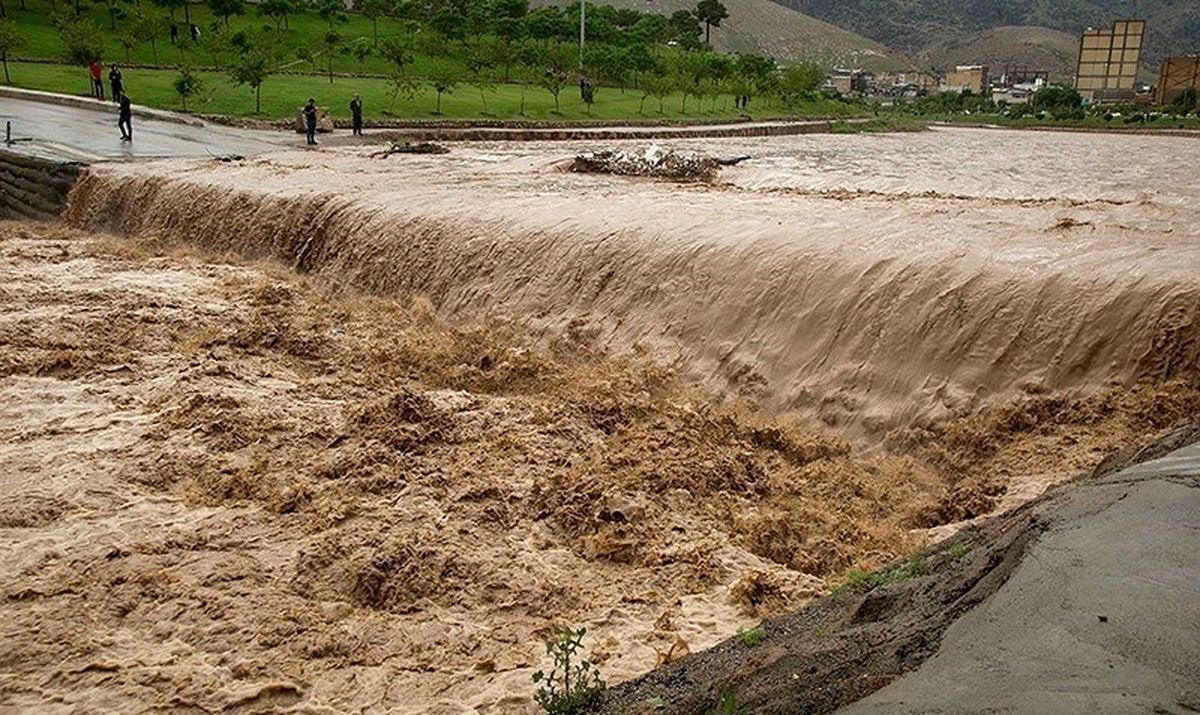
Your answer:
[917,26,1080,82]
[774,0,1200,68]
[531,0,912,70]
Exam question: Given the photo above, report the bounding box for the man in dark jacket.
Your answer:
[350,93,363,136]
[108,65,124,102]
[118,91,133,141]
[303,98,319,145]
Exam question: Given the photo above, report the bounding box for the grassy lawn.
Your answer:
[7,60,861,122]
[3,0,866,122]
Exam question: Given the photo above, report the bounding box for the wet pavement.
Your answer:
[0,96,293,162]
[840,441,1200,715]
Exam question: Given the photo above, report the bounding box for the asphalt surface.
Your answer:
[0,96,291,162]
[840,443,1200,715]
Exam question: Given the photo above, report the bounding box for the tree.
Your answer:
[536,44,573,113]
[129,7,165,62]
[57,16,103,67]
[172,64,201,110]
[466,40,500,113]
[427,59,458,114]
[694,0,727,46]
[208,0,243,27]
[525,6,569,45]
[320,30,340,82]
[356,0,388,47]
[776,62,822,107]
[104,0,127,31]
[0,18,22,84]
[257,0,291,31]
[643,70,672,113]
[667,10,701,48]
[313,0,345,30]
[1169,87,1197,115]
[231,48,271,113]
[385,70,419,113]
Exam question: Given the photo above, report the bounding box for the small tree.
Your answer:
[644,70,672,114]
[427,60,458,115]
[0,18,22,84]
[356,0,388,48]
[532,627,605,715]
[172,64,201,110]
[320,30,340,83]
[537,44,574,114]
[209,0,243,27]
[385,70,419,113]
[257,0,291,32]
[231,48,270,113]
[58,16,103,67]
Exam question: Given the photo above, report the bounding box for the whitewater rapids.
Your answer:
[64,127,1200,435]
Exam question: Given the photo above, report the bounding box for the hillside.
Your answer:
[532,0,912,70]
[774,0,1200,68]
[917,26,1080,81]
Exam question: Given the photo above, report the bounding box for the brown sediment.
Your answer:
[1,218,1196,713]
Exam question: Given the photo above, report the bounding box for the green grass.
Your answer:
[6,60,861,122]
[736,625,766,647]
[831,555,929,597]
[4,0,871,122]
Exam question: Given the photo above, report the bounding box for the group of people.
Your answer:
[89,60,133,142]
[302,93,365,146]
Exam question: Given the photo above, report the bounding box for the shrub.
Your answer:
[532,627,605,714]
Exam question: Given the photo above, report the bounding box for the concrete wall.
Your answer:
[0,150,84,221]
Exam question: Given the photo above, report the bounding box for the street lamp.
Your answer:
[579,0,586,70]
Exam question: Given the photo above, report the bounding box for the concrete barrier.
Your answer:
[0,149,84,221]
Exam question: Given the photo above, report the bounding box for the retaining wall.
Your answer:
[0,149,85,221]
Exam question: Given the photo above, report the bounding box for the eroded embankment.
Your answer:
[63,148,1200,441]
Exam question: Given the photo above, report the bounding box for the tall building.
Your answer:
[942,65,989,94]
[1156,53,1200,106]
[1075,20,1145,103]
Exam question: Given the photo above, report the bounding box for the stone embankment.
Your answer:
[0,149,84,221]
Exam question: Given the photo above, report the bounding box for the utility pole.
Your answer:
[579,0,586,70]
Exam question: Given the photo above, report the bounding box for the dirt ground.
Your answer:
[1,219,1198,713]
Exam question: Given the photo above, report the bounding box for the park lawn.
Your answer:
[9,0,465,77]
[7,60,861,121]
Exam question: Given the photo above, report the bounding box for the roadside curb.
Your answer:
[0,86,204,128]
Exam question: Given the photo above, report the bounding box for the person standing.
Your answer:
[118,91,133,142]
[89,59,105,100]
[170,22,179,45]
[109,65,124,103]
[303,98,319,145]
[349,93,363,136]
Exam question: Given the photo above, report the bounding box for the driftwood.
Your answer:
[369,142,450,159]
[716,155,752,166]
[569,145,723,182]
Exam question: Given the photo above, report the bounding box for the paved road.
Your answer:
[840,442,1200,715]
[0,96,293,162]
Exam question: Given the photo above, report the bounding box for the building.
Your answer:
[995,66,1050,89]
[942,65,989,94]
[993,87,1035,105]
[1156,53,1200,106]
[824,68,871,96]
[1075,20,1145,103]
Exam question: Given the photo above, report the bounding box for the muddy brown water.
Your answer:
[1,127,1198,713]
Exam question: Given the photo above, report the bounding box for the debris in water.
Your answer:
[569,144,723,182]
[369,142,451,159]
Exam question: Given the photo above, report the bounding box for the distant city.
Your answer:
[822,19,1199,108]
